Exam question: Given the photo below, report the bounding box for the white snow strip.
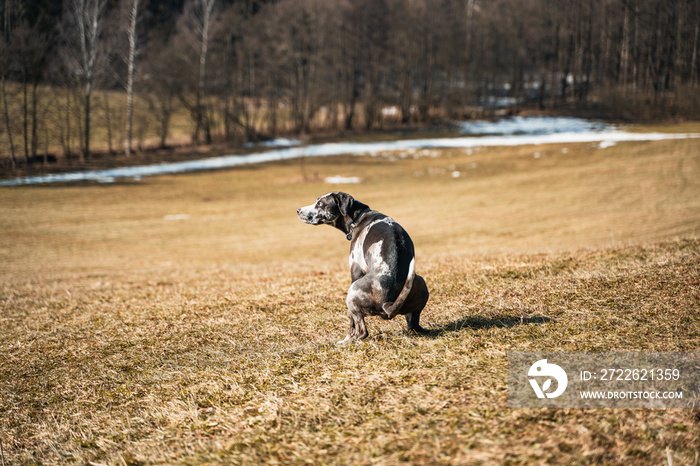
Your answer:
[1,127,698,187]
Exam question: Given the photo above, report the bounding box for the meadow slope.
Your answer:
[1,129,699,464]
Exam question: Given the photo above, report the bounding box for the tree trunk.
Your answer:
[125,0,140,156]
[197,0,215,144]
[31,81,38,158]
[620,0,631,93]
[580,0,594,103]
[692,0,699,84]
[104,91,113,154]
[632,0,639,91]
[1,77,17,167]
[71,0,107,161]
[84,87,91,162]
[159,99,171,148]
[674,0,684,89]
[63,87,72,159]
[22,76,29,163]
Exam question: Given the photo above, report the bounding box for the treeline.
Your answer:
[1,0,700,166]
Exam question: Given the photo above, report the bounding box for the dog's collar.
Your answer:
[346,208,371,241]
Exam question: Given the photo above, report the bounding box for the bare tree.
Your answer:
[62,0,107,162]
[281,0,328,133]
[0,20,50,166]
[124,0,142,156]
[198,0,215,118]
[142,39,182,149]
[13,24,48,162]
[0,36,17,166]
[175,0,218,144]
[2,0,23,40]
[692,0,700,84]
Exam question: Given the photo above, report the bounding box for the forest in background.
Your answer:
[1,0,700,168]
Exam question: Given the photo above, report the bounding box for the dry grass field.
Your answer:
[1,128,699,464]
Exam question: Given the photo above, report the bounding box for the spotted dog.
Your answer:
[297,192,429,344]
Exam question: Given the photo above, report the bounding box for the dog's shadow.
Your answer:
[416,315,553,337]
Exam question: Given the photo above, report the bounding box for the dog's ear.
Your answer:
[334,192,355,216]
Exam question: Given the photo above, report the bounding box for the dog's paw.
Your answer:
[408,326,428,334]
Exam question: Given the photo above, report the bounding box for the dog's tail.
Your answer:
[382,258,415,319]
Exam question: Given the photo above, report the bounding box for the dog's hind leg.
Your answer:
[336,313,358,345]
[340,280,371,343]
[336,311,368,344]
[350,311,368,341]
[403,275,429,333]
[405,310,427,334]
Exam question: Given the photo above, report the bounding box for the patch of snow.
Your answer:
[243,138,302,148]
[457,116,609,136]
[164,214,190,221]
[381,106,400,116]
[598,140,617,149]
[481,96,522,108]
[325,176,361,184]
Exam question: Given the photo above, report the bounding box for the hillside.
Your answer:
[0,130,699,463]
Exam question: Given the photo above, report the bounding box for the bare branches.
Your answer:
[62,0,108,161]
[174,0,219,144]
[2,0,700,166]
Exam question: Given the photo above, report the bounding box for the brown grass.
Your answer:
[1,129,699,464]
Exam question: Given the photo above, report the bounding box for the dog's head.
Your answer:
[297,192,357,225]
